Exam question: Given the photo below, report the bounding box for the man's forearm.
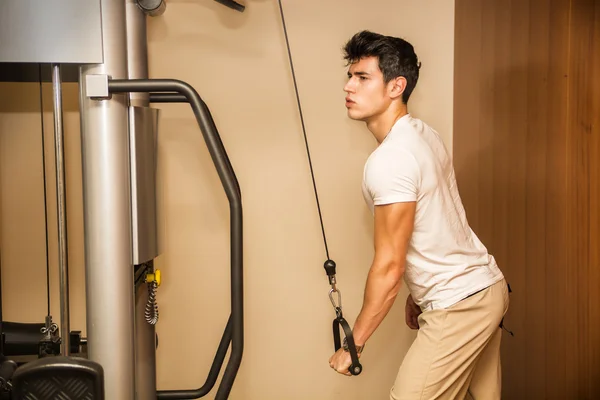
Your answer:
[352,261,404,346]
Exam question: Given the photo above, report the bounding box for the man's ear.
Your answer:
[389,76,406,100]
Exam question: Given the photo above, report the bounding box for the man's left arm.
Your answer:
[352,200,416,347]
[329,201,415,374]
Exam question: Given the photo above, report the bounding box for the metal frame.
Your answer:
[107,79,244,400]
[78,1,135,398]
[1,0,246,398]
[125,2,159,399]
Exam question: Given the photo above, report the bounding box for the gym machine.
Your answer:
[0,0,245,398]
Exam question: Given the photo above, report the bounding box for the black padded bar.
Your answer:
[108,79,243,400]
[149,93,187,103]
[1,322,46,356]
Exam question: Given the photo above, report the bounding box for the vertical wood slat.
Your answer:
[491,0,510,277]
[545,1,571,399]
[477,0,496,251]
[525,0,550,397]
[589,2,600,398]
[491,0,517,395]
[507,0,529,395]
[452,0,482,231]
[454,0,600,398]
[567,1,595,397]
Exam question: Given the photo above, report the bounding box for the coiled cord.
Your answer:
[145,280,159,325]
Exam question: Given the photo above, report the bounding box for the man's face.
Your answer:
[343,56,391,122]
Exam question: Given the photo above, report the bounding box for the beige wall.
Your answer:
[0,82,84,327]
[0,0,454,398]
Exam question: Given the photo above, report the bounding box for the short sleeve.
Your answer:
[364,148,420,205]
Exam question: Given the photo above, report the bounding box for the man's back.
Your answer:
[362,114,504,311]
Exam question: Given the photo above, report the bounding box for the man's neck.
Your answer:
[366,105,408,144]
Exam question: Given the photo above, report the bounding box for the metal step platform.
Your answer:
[11,356,104,400]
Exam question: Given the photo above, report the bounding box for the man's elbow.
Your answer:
[374,257,405,285]
[383,260,405,300]
[389,260,405,282]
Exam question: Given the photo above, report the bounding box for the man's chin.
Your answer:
[346,110,366,121]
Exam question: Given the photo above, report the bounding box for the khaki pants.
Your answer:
[390,279,510,400]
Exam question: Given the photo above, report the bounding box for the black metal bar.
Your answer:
[148,92,240,196]
[108,78,243,400]
[149,93,187,103]
[149,91,240,197]
[157,316,232,399]
[213,0,245,12]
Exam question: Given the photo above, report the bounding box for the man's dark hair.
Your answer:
[343,30,421,104]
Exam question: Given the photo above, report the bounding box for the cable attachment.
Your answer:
[329,288,343,319]
[325,259,342,317]
[323,258,362,375]
[145,269,161,325]
[324,259,337,290]
[39,315,60,357]
[333,312,363,376]
[40,315,58,338]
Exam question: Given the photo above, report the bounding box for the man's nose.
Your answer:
[344,79,354,93]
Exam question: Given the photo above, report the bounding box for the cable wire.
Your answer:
[38,65,51,317]
[277,0,330,260]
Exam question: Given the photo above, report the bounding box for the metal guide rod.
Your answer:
[51,63,70,356]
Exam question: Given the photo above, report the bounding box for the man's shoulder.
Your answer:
[363,142,421,185]
[372,135,423,166]
[367,140,413,165]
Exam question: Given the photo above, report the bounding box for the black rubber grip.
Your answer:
[333,316,363,376]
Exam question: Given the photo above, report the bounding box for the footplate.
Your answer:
[11,356,104,400]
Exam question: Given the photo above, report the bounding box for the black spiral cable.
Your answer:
[145,279,159,325]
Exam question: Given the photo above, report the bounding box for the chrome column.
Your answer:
[126,0,150,109]
[126,0,158,398]
[78,0,135,398]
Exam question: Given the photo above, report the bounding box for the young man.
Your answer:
[328,31,510,400]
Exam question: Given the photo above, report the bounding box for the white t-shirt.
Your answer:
[362,114,504,311]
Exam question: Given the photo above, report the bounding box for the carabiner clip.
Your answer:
[329,288,342,313]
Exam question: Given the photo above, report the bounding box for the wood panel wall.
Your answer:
[454,0,600,398]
